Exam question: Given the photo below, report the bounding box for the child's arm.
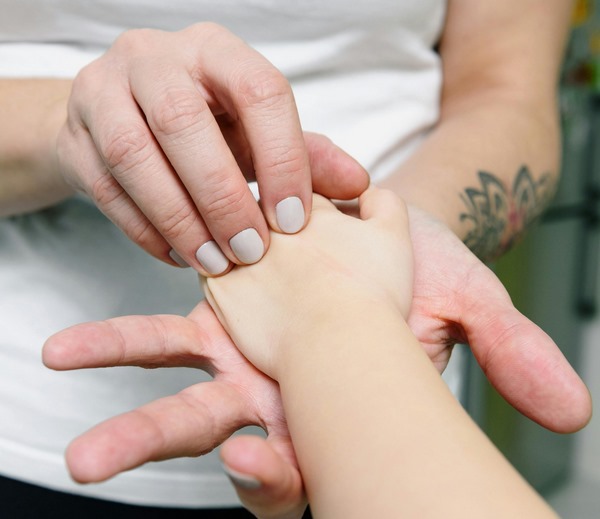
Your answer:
[205,188,558,519]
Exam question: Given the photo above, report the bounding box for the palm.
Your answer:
[43,301,308,518]
[406,205,590,433]
[43,205,591,519]
[43,302,293,477]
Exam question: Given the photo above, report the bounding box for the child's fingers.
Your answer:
[310,192,338,212]
[359,186,409,233]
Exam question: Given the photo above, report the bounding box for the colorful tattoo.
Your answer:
[460,166,555,259]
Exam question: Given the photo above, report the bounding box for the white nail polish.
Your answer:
[229,228,264,264]
[276,196,305,234]
[195,241,229,275]
[222,464,262,490]
[168,249,190,268]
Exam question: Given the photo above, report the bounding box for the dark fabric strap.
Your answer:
[0,474,253,519]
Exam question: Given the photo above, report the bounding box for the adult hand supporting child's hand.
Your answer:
[43,190,591,519]
[203,188,413,379]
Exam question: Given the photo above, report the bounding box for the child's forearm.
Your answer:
[204,190,558,517]
[276,302,557,519]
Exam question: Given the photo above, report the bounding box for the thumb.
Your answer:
[465,294,592,434]
[220,435,307,519]
[304,132,370,200]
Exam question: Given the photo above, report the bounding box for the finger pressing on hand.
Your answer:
[190,24,312,237]
[221,435,307,519]
[128,65,269,270]
[70,69,230,275]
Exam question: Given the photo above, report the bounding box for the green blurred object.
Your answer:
[464,4,600,495]
[467,221,585,494]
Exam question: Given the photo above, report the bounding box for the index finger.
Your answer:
[190,23,312,235]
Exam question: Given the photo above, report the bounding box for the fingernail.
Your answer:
[229,228,264,264]
[276,196,305,234]
[222,464,262,490]
[169,249,190,268]
[195,241,229,275]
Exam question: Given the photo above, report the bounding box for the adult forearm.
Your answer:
[384,0,574,261]
[276,303,557,519]
[382,95,560,260]
[0,79,74,216]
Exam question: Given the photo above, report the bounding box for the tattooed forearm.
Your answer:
[460,166,556,260]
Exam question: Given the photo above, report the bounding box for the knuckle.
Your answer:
[112,28,158,54]
[102,124,152,174]
[126,218,160,251]
[191,21,228,39]
[236,68,291,109]
[71,62,107,109]
[72,63,95,94]
[159,203,200,241]
[201,187,248,222]
[185,22,236,51]
[263,144,307,179]
[88,175,163,253]
[90,173,126,209]
[149,89,209,138]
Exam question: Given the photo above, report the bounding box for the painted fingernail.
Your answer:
[195,241,229,275]
[229,228,264,264]
[169,249,190,268]
[276,196,305,234]
[222,464,262,490]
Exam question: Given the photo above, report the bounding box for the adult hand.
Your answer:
[58,22,368,274]
[43,203,592,518]
[406,205,591,433]
[43,301,308,519]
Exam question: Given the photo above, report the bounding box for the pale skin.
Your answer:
[0,1,572,259]
[45,190,564,518]
[44,204,589,518]
[203,188,559,518]
[0,25,369,272]
[384,0,572,258]
[8,0,591,516]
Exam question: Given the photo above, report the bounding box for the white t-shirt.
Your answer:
[0,0,446,508]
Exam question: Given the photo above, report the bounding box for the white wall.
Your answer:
[575,321,600,483]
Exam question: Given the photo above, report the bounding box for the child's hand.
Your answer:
[203,187,413,378]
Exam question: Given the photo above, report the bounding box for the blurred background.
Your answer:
[456,1,600,516]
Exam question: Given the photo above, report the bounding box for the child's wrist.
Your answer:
[273,296,405,379]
